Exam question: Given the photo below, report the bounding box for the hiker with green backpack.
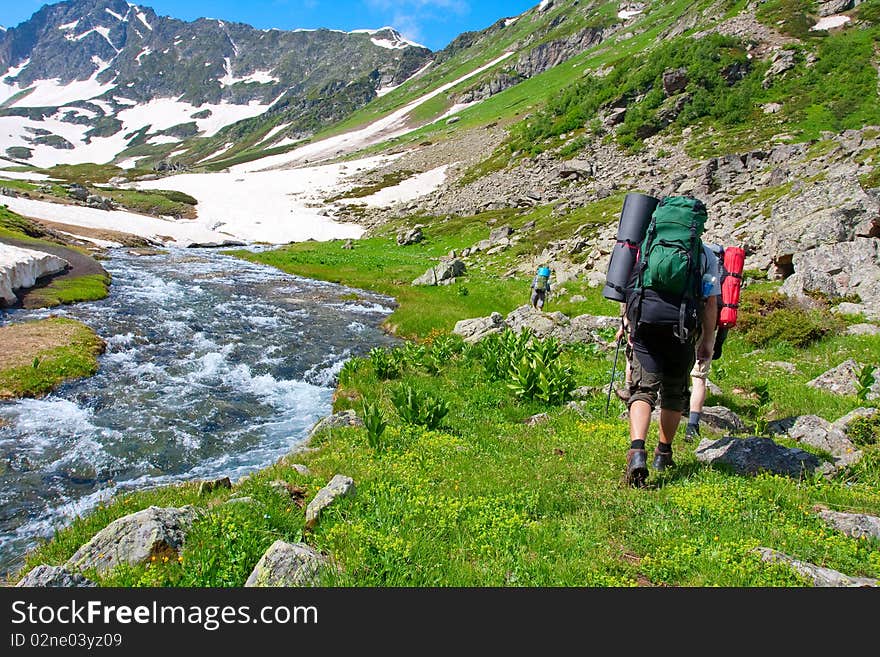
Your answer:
[618,195,720,488]
[530,266,552,311]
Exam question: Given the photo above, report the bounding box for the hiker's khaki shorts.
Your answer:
[627,347,693,412]
[690,357,711,380]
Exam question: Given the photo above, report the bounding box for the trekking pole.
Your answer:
[605,332,623,417]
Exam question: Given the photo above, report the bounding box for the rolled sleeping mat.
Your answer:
[616,192,660,243]
[719,246,745,329]
[602,240,640,301]
[602,192,660,301]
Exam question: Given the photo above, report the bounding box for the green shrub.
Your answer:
[507,352,576,406]
[856,365,877,403]
[738,290,843,348]
[370,347,401,380]
[848,412,880,446]
[859,0,880,24]
[391,384,449,430]
[361,400,388,452]
[338,357,366,386]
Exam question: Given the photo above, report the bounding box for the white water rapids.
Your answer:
[0,248,399,577]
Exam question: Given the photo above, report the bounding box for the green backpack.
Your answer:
[626,196,708,342]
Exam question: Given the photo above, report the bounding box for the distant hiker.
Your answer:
[685,244,744,442]
[621,195,719,488]
[530,266,551,311]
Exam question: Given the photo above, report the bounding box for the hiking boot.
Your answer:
[684,423,700,443]
[652,447,675,472]
[625,449,648,488]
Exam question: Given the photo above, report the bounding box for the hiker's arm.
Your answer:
[616,302,628,341]
[698,295,718,361]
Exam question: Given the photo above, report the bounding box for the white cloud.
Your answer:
[365,0,468,47]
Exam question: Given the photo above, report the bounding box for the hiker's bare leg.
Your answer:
[629,400,652,440]
[690,375,707,414]
[658,408,682,447]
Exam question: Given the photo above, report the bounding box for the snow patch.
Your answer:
[59,20,79,30]
[2,66,116,109]
[257,124,290,145]
[219,61,279,87]
[504,17,519,27]
[147,134,180,145]
[137,12,152,30]
[337,165,449,208]
[0,243,69,305]
[618,9,643,20]
[240,51,515,170]
[811,15,850,31]
[135,47,152,63]
[105,8,125,21]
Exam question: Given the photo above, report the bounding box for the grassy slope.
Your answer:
[16,201,880,586]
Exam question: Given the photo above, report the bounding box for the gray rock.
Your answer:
[453,311,505,343]
[753,547,877,587]
[781,238,880,321]
[815,506,880,541]
[847,323,880,335]
[305,475,355,530]
[412,259,466,286]
[524,413,550,426]
[807,359,879,399]
[291,463,312,476]
[832,407,880,436]
[16,565,96,587]
[65,506,201,575]
[224,496,255,506]
[396,226,423,246]
[244,541,329,587]
[699,406,748,434]
[308,409,364,438]
[694,436,833,479]
[767,414,863,468]
[817,1,855,18]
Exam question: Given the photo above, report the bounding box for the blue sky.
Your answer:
[0,1,541,51]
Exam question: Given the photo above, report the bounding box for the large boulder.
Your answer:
[767,414,863,467]
[412,259,466,286]
[453,311,505,344]
[308,409,364,439]
[65,506,201,575]
[452,305,617,345]
[815,506,880,541]
[780,238,880,320]
[807,359,879,399]
[694,436,835,479]
[244,540,330,587]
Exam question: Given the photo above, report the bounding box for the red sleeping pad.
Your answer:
[719,246,745,328]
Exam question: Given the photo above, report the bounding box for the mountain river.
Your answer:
[0,247,399,577]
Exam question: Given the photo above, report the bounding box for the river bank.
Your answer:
[0,246,400,578]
